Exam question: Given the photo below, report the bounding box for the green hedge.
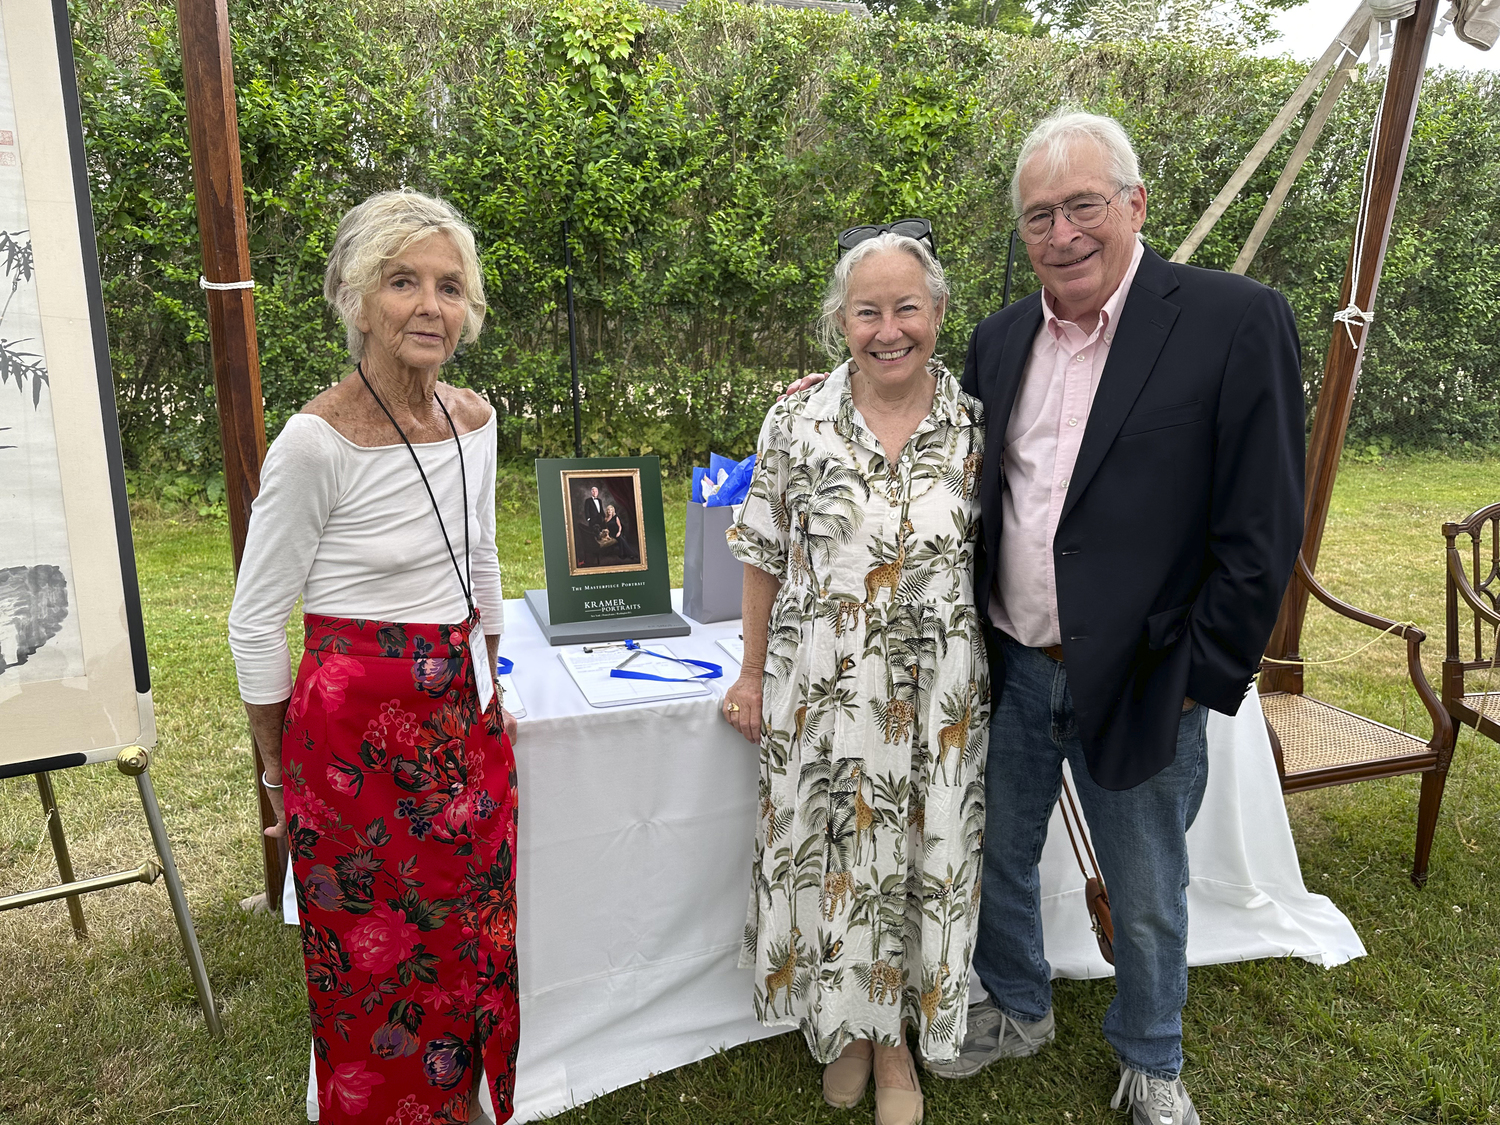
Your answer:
[73,0,1500,480]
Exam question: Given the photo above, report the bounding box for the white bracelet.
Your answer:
[261,771,283,790]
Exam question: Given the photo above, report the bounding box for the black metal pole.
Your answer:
[564,218,582,457]
[1001,228,1018,308]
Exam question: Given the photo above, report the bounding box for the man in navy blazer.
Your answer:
[922,112,1303,1125]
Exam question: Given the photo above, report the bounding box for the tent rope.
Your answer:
[1261,619,1418,666]
[1333,302,1376,347]
[1334,55,1389,351]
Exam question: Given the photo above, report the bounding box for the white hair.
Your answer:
[1010,110,1144,215]
[323,189,487,362]
[817,232,949,362]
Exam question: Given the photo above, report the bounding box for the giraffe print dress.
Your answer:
[727,362,990,1064]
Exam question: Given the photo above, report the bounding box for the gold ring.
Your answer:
[726,702,741,713]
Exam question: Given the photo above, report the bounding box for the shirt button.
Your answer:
[1068,417,1078,427]
[1061,478,1070,489]
[1074,354,1085,363]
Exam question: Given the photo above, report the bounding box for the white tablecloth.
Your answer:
[288,591,1364,1122]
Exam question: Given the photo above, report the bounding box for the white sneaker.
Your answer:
[1110,1064,1201,1125]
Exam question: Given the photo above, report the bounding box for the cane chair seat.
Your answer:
[1461,689,1500,712]
[1260,691,1433,779]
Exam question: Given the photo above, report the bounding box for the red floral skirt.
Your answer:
[283,611,518,1124]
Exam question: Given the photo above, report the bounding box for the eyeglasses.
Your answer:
[837,218,937,259]
[1016,188,1131,245]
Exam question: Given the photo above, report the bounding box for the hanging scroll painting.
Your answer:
[0,0,153,772]
[0,16,83,692]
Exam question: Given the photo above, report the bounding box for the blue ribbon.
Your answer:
[495,657,514,676]
[609,638,723,682]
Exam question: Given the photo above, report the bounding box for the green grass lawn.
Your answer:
[1,458,1497,1124]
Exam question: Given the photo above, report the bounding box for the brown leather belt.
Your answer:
[1042,644,1065,662]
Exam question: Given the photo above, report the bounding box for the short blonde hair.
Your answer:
[817,232,949,362]
[323,190,487,361]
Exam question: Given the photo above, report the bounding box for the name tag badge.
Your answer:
[469,627,495,714]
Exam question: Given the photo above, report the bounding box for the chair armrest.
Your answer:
[1294,553,1427,644]
[1293,553,1453,751]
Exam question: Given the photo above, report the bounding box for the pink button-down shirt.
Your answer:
[990,238,1145,647]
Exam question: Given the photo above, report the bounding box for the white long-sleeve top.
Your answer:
[228,410,504,705]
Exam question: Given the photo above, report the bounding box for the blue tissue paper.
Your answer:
[693,452,756,507]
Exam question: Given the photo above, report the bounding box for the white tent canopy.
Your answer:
[1371,0,1498,48]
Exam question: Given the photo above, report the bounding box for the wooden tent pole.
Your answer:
[176,0,280,908]
[1232,19,1370,276]
[1262,0,1438,694]
[1172,2,1371,265]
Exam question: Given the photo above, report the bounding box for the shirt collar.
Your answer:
[1040,236,1146,345]
[805,361,964,453]
[807,361,962,425]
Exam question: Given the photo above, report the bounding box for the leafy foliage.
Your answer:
[71,0,1500,477]
[1039,0,1304,47]
[543,0,647,109]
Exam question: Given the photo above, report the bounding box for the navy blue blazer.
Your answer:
[962,244,1305,790]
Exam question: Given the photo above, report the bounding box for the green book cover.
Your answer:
[535,456,674,623]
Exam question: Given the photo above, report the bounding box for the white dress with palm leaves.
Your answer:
[727,362,989,1064]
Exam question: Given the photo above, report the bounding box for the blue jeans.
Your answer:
[973,635,1209,1080]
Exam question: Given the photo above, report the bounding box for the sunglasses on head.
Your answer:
[836,218,937,259]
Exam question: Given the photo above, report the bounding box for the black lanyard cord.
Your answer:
[357,362,474,618]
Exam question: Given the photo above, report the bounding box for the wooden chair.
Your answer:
[1442,503,1500,748]
[1260,553,1454,886]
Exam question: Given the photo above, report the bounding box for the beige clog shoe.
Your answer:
[823,1040,874,1108]
[873,1048,923,1125]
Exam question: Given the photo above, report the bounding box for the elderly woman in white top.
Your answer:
[722,224,988,1125]
[228,190,520,1125]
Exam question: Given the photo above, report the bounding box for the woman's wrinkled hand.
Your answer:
[502,707,519,746]
[722,674,764,744]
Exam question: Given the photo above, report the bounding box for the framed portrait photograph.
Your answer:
[561,468,649,577]
[533,456,675,630]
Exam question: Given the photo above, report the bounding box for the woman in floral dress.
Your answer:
[723,228,988,1125]
[229,191,519,1124]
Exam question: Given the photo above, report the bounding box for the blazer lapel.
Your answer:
[1059,249,1180,526]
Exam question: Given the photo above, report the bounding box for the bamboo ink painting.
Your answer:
[0,14,83,694]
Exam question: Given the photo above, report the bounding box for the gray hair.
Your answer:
[323,189,487,362]
[1010,110,1144,216]
[817,232,949,362]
